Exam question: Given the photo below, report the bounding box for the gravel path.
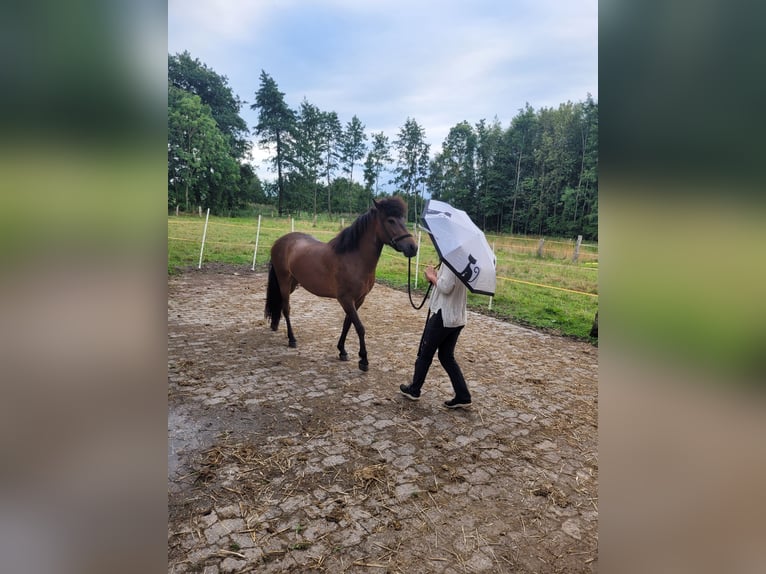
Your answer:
[168,265,598,573]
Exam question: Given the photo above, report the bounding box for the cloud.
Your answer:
[245,139,275,171]
[168,0,282,52]
[170,0,597,181]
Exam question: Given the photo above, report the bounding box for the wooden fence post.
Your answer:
[537,238,545,257]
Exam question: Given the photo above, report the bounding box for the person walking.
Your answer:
[400,262,472,409]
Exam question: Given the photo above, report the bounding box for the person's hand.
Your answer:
[424,265,437,285]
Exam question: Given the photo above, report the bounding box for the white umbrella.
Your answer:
[421,199,496,296]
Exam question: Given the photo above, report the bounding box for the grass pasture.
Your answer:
[168,213,598,341]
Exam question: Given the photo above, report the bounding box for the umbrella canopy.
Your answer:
[421,199,496,296]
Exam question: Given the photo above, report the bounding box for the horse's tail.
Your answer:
[264,263,282,331]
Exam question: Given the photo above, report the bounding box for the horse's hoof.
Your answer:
[339,353,349,362]
[288,340,297,348]
[358,361,369,372]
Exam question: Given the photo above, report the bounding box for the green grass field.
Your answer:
[168,213,598,341]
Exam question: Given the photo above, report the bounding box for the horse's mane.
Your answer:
[329,196,407,254]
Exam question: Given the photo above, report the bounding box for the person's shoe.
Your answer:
[399,384,420,401]
[444,397,472,409]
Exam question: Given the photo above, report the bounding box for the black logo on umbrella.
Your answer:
[460,254,480,284]
[425,208,452,217]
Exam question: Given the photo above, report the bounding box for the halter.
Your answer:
[389,232,413,250]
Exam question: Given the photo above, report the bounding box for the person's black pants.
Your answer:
[411,310,470,401]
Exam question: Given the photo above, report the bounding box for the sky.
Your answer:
[168,0,597,182]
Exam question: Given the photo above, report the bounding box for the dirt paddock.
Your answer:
[168,265,598,573]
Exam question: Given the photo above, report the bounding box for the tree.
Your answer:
[294,99,324,217]
[168,86,239,213]
[237,163,265,206]
[392,117,430,221]
[426,154,448,201]
[435,121,477,215]
[501,104,535,234]
[168,51,250,160]
[340,116,367,213]
[318,111,343,216]
[363,131,392,201]
[574,95,598,236]
[327,177,369,215]
[475,118,504,229]
[425,96,597,239]
[251,71,296,216]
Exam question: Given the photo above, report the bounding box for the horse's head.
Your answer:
[373,197,418,258]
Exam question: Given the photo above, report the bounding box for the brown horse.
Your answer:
[265,196,418,371]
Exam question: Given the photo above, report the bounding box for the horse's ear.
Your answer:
[372,198,380,210]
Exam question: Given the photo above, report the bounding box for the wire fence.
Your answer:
[168,215,598,300]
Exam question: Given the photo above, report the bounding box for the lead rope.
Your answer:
[408,258,441,357]
[407,256,432,310]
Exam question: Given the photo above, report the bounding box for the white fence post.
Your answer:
[572,235,583,262]
[251,214,262,271]
[197,208,210,269]
[489,240,495,310]
[414,230,422,289]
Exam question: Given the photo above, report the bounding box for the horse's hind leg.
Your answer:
[337,316,352,361]
[284,314,297,348]
[281,279,298,348]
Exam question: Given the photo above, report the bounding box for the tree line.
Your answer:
[168,51,597,240]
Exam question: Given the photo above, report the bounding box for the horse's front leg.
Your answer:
[338,301,368,371]
[356,320,368,372]
[348,311,368,372]
[337,315,352,361]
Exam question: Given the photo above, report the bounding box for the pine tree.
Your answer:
[251,71,296,216]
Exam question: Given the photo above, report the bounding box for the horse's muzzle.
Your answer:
[391,233,418,258]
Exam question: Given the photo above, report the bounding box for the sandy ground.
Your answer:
[168,264,598,573]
